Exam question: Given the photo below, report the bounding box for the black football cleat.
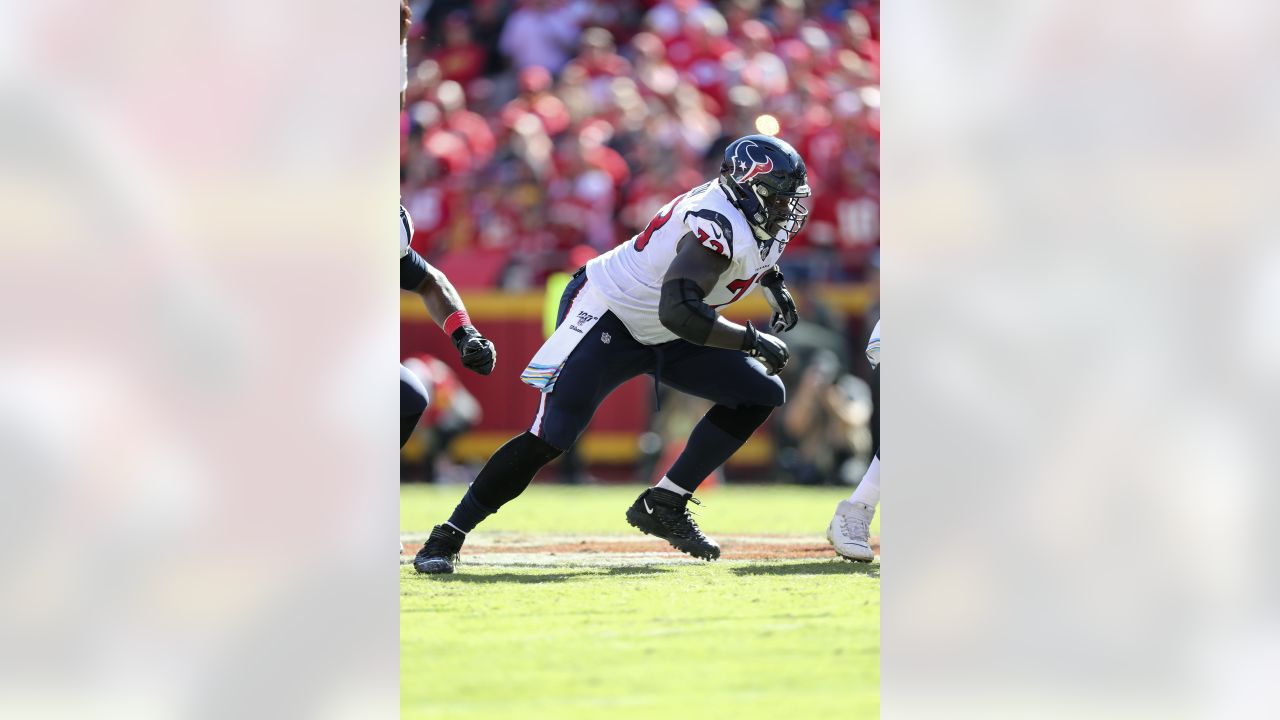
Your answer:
[413,524,466,574]
[625,488,721,561]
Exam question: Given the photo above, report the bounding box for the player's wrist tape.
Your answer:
[443,310,473,337]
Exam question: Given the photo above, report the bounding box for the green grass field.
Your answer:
[401,483,879,720]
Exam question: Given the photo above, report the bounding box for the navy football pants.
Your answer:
[530,273,785,452]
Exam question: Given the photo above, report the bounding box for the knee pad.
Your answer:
[513,431,565,465]
[705,403,774,442]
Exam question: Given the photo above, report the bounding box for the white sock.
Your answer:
[849,455,880,507]
[654,476,692,497]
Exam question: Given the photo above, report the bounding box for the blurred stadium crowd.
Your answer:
[401,0,879,289]
[401,0,880,485]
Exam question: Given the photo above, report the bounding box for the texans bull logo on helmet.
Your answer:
[730,140,774,183]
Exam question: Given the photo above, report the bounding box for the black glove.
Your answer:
[741,320,789,375]
[759,266,798,333]
[451,326,497,375]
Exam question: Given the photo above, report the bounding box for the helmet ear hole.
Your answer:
[750,187,771,225]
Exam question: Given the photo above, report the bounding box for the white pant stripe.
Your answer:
[529,392,549,436]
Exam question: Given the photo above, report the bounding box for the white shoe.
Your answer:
[827,500,876,562]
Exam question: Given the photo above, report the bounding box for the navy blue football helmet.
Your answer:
[718,134,811,251]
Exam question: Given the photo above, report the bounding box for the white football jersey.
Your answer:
[399,204,414,258]
[585,181,787,345]
[866,320,880,367]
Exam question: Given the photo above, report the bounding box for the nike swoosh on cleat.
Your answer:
[643,499,653,514]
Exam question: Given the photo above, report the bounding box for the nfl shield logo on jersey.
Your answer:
[601,332,612,344]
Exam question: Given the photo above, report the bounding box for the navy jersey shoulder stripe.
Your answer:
[684,208,735,261]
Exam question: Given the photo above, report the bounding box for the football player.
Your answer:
[400,208,497,445]
[828,320,880,561]
[414,135,809,573]
[400,0,495,448]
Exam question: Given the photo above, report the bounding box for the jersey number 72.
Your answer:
[633,191,689,252]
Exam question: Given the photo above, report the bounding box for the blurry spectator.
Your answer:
[415,102,472,175]
[841,7,880,68]
[504,111,555,180]
[833,154,880,252]
[725,83,765,138]
[682,82,723,144]
[403,105,464,255]
[723,0,763,37]
[645,0,711,42]
[781,32,831,104]
[470,0,513,75]
[430,12,489,87]
[403,58,441,115]
[564,27,632,107]
[502,67,571,137]
[584,0,644,43]
[555,64,596,125]
[498,0,587,75]
[737,20,788,98]
[418,0,469,44]
[664,6,738,107]
[547,130,624,250]
[630,31,681,99]
[765,0,806,41]
[438,80,496,166]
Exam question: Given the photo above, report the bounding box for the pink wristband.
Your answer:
[443,310,472,336]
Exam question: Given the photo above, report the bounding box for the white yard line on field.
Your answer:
[398,532,828,546]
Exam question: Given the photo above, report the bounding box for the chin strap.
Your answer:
[720,174,779,257]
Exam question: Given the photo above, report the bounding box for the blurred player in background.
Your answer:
[828,319,879,561]
[401,1,496,449]
[399,204,496,446]
[414,134,810,573]
[400,353,482,482]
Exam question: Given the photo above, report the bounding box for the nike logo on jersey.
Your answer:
[685,209,735,260]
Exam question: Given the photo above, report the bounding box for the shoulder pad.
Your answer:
[684,209,735,259]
